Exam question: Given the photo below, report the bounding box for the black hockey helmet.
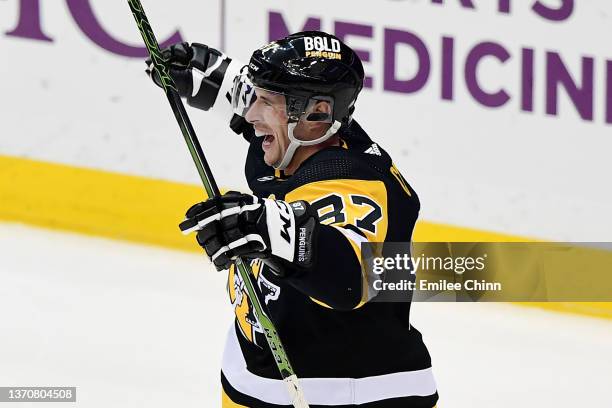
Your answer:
[247,31,364,126]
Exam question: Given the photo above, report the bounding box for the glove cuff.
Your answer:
[259,199,318,271]
[261,199,297,262]
[189,57,244,114]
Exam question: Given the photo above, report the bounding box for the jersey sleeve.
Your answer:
[283,178,389,310]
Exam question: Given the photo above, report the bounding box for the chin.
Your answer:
[263,154,277,167]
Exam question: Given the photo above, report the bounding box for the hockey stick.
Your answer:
[126,1,309,407]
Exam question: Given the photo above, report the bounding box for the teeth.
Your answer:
[255,129,266,137]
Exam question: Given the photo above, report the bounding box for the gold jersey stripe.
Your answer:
[285,178,388,241]
[222,389,248,408]
[286,179,389,308]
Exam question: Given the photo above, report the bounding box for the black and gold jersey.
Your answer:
[222,121,438,408]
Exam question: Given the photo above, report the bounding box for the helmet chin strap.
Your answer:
[274,120,342,170]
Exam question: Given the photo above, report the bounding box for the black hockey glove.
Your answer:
[179,192,318,275]
[146,42,234,111]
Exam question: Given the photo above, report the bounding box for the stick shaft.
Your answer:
[127,0,218,196]
[126,2,308,406]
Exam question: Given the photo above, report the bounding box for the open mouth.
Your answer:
[262,134,275,150]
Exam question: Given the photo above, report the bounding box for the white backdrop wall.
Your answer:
[1,0,611,240]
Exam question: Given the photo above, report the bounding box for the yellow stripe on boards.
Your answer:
[516,302,612,321]
[1,154,610,320]
[413,221,533,242]
[0,154,204,251]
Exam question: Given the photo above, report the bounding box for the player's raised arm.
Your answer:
[145,42,253,133]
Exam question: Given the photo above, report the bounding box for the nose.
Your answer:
[245,98,263,124]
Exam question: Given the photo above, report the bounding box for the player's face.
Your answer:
[245,88,290,168]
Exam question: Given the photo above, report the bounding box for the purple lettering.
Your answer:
[465,42,511,108]
[268,11,321,41]
[533,0,574,22]
[431,0,475,9]
[65,0,182,58]
[498,0,511,13]
[607,61,612,124]
[334,21,374,88]
[383,29,430,94]
[5,0,53,42]
[522,48,534,112]
[441,37,454,100]
[545,52,593,121]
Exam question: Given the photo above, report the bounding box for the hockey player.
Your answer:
[148,31,438,407]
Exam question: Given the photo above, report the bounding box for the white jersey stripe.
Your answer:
[222,326,437,406]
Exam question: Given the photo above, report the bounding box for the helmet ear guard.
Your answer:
[284,94,309,121]
[273,94,339,170]
[306,112,330,121]
[303,96,334,123]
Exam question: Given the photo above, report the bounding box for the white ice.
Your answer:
[0,223,611,408]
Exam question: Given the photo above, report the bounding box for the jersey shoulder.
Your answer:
[287,120,414,196]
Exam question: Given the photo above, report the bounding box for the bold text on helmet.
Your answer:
[304,36,341,53]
